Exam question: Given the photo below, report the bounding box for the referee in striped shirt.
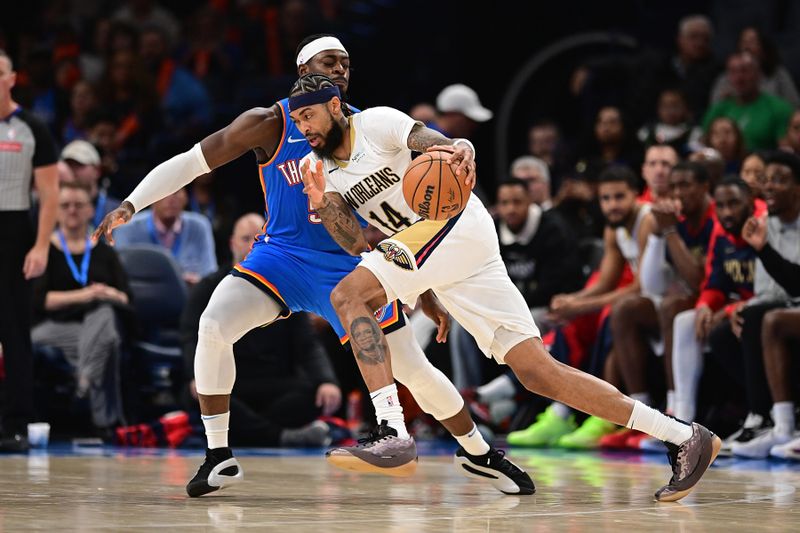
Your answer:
[0,49,59,452]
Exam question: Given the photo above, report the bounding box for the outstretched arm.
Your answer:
[93,106,282,244]
[302,159,369,255]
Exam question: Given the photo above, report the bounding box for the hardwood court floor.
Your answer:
[1,444,798,532]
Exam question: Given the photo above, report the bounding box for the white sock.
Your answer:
[772,402,796,437]
[626,400,693,445]
[476,374,515,403]
[455,424,491,455]
[551,401,572,420]
[666,390,675,414]
[202,412,230,449]
[631,392,652,406]
[371,383,409,439]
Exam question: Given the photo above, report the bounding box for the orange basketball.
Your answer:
[402,150,470,220]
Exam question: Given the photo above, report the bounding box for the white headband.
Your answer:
[296,36,348,66]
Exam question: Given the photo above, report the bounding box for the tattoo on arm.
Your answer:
[350,317,388,365]
[316,193,368,255]
[407,124,451,152]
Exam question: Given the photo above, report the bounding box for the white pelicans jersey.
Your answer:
[310,106,423,236]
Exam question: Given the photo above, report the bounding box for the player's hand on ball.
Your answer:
[301,159,327,208]
[92,201,135,246]
[427,144,476,189]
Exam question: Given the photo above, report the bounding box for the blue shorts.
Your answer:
[231,240,403,341]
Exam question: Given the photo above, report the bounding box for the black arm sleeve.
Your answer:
[290,313,339,387]
[757,243,800,297]
[20,109,58,167]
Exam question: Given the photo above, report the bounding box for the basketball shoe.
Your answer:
[654,422,721,502]
[454,446,535,495]
[506,405,577,447]
[556,416,617,450]
[325,420,418,477]
[770,435,800,460]
[718,413,770,457]
[186,447,244,497]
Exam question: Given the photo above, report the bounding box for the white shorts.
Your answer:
[359,196,540,362]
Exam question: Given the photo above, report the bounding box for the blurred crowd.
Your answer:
[1,1,800,461]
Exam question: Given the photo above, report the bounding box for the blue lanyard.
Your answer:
[147,214,183,255]
[92,190,107,229]
[57,230,92,286]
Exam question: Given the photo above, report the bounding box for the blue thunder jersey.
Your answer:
[232,99,404,340]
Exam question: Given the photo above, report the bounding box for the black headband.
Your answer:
[288,86,341,112]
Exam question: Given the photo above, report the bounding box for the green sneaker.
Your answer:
[506,405,577,447]
[556,416,617,450]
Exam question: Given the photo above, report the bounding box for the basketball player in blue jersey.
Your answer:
[93,35,533,498]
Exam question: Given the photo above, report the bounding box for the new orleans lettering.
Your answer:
[343,167,401,209]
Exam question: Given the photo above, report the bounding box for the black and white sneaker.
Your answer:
[718,413,770,457]
[186,447,244,497]
[454,446,535,495]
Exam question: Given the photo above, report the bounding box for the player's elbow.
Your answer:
[346,238,368,256]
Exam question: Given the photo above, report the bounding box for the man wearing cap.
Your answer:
[95,34,525,498]
[429,83,493,139]
[61,140,121,229]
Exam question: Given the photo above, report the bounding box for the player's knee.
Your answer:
[330,280,356,313]
[198,314,231,347]
[762,309,789,339]
[610,295,641,333]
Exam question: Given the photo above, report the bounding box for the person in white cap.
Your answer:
[61,140,120,228]
[430,83,493,139]
[94,34,528,498]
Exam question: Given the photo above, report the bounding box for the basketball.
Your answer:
[402,150,470,220]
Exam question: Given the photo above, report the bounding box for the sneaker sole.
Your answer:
[655,434,721,503]
[326,454,418,477]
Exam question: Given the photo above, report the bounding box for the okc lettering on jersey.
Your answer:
[342,167,401,210]
[277,158,303,186]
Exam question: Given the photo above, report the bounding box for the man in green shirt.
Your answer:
[703,52,793,151]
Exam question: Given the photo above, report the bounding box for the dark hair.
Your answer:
[704,116,746,162]
[738,26,780,76]
[290,73,351,116]
[498,177,530,192]
[764,150,800,184]
[598,164,639,190]
[715,175,752,196]
[529,119,560,133]
[295,33,338,59]
[671,161,709,184]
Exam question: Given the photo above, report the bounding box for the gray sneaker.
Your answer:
[326,420,418,477]
[655,422,721,502]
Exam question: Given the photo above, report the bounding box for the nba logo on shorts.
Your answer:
[377,242,414,271]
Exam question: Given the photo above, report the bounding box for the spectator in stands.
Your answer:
[527,120,571,190]
[180,213,339,447]
[710,26,800,108]
[608,162,714,451]
[779,109,800,154]
[31,182,131,437]
[575,106,642,183]
[62,80,98,144]
[60,140,121,229]
[671,177,759,453]
[429,83,492,139]
[187,172,236,265]
[640,144,679,203]
[139,25,212,144]
[689,147,725,189]
[113,187,217,285]
[510,156,552,210]
[726,151,800,458]
[703,52,793,151]
[507,166,654,449]
[113,0,180,46]
[409,102,438,124]
[740,151,767,199]
[637,88,702,156]
[703,117,746,175]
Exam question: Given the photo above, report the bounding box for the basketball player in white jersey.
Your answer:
[291,73,720,502]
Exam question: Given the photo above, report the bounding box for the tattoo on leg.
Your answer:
[350,317,387,364]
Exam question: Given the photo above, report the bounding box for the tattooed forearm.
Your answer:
[406,124,452,153]
[316,193,368,255]
[350,317,388,365]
